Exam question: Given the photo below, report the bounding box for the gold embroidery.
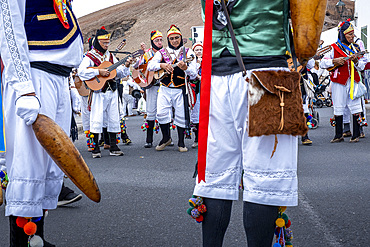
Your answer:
[37,14,58,21]
[28,6,78,46]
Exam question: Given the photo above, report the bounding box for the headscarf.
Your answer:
[338,19,354,45]
[150,30,163,51]
[93,26,111,54]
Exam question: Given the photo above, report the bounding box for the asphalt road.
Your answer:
[0,106,369,246]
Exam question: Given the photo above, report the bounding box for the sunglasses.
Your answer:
[169,36,180,41]
[153,39,163,43]
[100,41,111,46]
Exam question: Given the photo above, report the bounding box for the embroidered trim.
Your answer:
[9,178,44,184]
[244,169,297,179]
[206,167,240,178]
[7,200,43,206]
[0,0,30,83]
[245,187,297,197]
[198,182,238,191]
[27,6,77,46]
[37,14,58,21]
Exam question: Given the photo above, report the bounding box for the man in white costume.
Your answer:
[0,0,83,245]
[133,30,164,148]
[78,27,132,158]
[147,25,197,152]
[320,20,367,143]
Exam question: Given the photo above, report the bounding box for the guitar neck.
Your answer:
[107,56,129,71]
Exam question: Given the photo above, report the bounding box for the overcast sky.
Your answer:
[72,0,130,18]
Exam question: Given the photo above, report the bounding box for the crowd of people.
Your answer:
[0,0,367,246]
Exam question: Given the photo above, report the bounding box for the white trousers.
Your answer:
[90,90,120,133]
[3,68,70,217]
[122,93,134,116]
[193,71,298,206]
[81,95,90,131]
[190,93,200,123]
[146,85,159,121]
[332,81,362,115]
[156,86,186,128]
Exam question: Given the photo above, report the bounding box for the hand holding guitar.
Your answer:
[160,63,174,73]
[333,57,346,67]
[177,60,188,71]
[99,68,110,77]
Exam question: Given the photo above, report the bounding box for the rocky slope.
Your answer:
[77,0,353,56]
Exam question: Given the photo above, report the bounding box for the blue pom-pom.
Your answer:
[32,217,42,222]
[273,243,281,247]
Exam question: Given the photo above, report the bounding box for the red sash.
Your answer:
[197,0,214,183]
[330,43,360,85]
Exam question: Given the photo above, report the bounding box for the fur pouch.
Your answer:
[248,70,308,137]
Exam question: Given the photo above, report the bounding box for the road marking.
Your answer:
[298,190,343,246]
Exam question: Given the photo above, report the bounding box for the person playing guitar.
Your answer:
[78,26,133,158]
[320,20,368,143]
[147,25,198,152]
[132,30,166,148]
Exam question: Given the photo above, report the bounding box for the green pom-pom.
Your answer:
[187,207,194,216]
[282,213,288,223]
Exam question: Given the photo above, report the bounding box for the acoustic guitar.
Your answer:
[85,49,144,91]
[327,50,368,72]
[74,75,90,97]
[288,45,332,71]
[132,61,154,88]
[152,55,195,81]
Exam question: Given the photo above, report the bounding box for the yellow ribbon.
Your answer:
[349,59,355,100]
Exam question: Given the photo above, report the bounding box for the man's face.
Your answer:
[345,31,355,44]
[153,37,163,49]
[194,46,203,58]
[98,39,111,50]
[168,34,181,48]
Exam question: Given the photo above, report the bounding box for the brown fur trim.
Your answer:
[248,70,308,137]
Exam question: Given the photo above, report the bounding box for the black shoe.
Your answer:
[144,142,153,148]
[58,186,82,206]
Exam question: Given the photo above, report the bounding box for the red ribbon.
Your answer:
[197,0,213,183]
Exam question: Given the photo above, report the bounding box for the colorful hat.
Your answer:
[167,25,182,37]
[338,19,354,35]
[96,26,111,40]
[192,42,203,50]
[151,30,163,41]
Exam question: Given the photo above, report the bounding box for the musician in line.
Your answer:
[133,30,164,148]
[189,42,203,148]
[147,25,197,152]
[320,20,367,143]
[0,0,84,245]
[78,27,132,158]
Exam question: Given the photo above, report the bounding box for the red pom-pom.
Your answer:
[23,222,37,235]
[286,219,291,228]
[101,26,106,30]
[195,215,203,223]
[16,217,28,228]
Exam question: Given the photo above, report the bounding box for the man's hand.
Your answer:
[99,69,110,77]
[333,57,346,67]
[349,54,359,64]
[160,63,173,73]
[15,94,40,125]
[177,61,188,71]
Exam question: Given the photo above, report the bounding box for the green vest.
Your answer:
[202,0,290,58]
